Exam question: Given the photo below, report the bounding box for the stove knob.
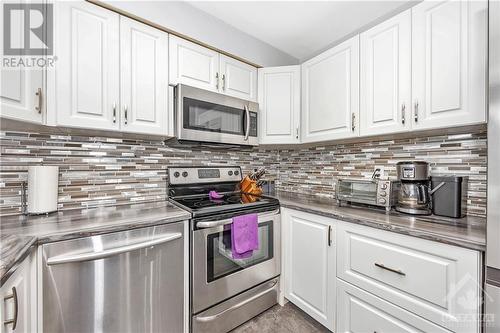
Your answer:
[234,170,239,176]
[228,171,233,176]
[173,171,180,178]
[182,171,188,177]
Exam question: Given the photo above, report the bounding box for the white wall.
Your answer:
[101,0,299,67]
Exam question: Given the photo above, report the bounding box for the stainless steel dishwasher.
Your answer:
[41,222,185,333]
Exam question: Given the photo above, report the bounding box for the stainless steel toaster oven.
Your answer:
[336,179,400,211]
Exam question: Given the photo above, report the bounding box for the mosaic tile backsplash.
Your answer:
[0,126,487,217]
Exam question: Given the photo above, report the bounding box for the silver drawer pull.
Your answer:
[374,262,406,276]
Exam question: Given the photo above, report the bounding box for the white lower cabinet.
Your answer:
[282,208,335,331]
[336,221,481,333]
[336,279,451,333]
[282,208,482,333]
[0,252,37,333]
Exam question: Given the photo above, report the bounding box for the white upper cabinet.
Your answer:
[120,17,169,135]
[219,54,257,101]
[0,3,44,124]
[169,35,219,92]
[301,35,360,143]
[411,0,487,130]
[169,36,257,101]
[52,1,120,131]
[360,10,411,136]
[258,66,301,144]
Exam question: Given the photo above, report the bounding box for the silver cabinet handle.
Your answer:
[222,74,226,91]
[295,127,299,140]
[194,279,278,323]
[124,105,128,125]
[244,105,250,141]
[3,287,18,330]
[374,262,406,276]
[328,225,332,246]
[112,102,116,123]
[46,233,182,265]
[216,72,219,90]
[351,113,356,131]
[401,103,406,125]
[414,100,419,123]
[35,88,42,114]
[196,209,280,229]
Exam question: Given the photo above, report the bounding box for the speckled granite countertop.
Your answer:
[0,201,191,285]
[272,191,486,252]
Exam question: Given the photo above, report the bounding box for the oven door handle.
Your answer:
[194,279,278,323]
[196,209,280,229]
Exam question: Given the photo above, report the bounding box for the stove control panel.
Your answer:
[168,166,243,185]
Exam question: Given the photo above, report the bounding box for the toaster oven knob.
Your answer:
[173,171,180,178]
[380,183,388,190]
[182,171,188,177]
[379,198,387,204]
[379,191,387,197]
[234,170,239,176]
[228,170,233,176]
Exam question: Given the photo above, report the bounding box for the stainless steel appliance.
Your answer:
[396,161,432,215]
[41,223,185,332]
[168,166,280,333]
[336,178,399,211]
[174,84,259,146]
[486,1,500,331]
[430,176,467,218]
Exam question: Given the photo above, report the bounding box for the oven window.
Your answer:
[183,97,245,135]
[206,221,273,283]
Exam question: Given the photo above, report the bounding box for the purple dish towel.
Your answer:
[231,213,259,259]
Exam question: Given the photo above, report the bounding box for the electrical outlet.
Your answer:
[374,166,385,179]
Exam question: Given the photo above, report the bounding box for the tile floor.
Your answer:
[231,302,330,333]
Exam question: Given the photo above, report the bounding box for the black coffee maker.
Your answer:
[396,161,432,215]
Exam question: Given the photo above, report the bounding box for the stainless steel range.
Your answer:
[168,166,281,333]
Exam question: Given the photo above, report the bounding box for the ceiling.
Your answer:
[186,1,416,61]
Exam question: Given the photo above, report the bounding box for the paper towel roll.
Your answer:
[27,166,59,214]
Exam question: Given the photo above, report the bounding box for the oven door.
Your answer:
[192,208,280,314]
[176,84,258,146]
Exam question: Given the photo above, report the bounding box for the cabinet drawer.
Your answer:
[337,222,481,333]
[337,279,452,333]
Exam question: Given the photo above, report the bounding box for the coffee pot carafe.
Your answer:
[396,161,432,215]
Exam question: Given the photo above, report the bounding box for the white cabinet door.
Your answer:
[120,17,169,135]
[337,279,451,333]
[411,0,487,130]
[258,66,301,144]
[301,36,359,143]
[0,3,44,124]
[53,1,120,130]
[219,55,257,101]
[360,10,411,136]
[0,252,36,333]
[282,208,335,331]
[169,35,219,92]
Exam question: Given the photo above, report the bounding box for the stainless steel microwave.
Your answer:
[174,84,259,146]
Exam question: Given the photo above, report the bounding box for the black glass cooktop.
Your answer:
[170,191,279,217]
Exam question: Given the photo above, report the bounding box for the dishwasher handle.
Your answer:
[46,232,182,265]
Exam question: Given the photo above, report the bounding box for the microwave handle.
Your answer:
[244,105,250,141]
